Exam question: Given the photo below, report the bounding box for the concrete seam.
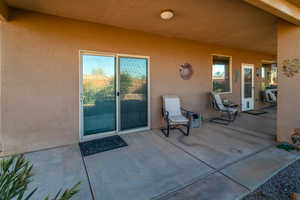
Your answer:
[220,125,276,141]
[79,147,96,200]
[218,171,251,191]
[154,130,217,170]
[216,144,275,171]
[152,130,276,200]
[150,171,217,200]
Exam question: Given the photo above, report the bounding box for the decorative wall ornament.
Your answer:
[179,63,193,80]
[282,58,300,78]
[291,128,300,149]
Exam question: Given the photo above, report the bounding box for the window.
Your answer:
[212,55,231,93]
[261,66,266,79]
[260,63,278,90]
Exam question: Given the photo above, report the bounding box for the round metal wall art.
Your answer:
[179,63,193,80]
[292,128,300,147]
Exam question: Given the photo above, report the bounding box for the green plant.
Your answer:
[0,155,80,200]
[277,143,295,152]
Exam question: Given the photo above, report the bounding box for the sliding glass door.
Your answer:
[119,57,148,131]
[80,52,149,139]
[82,55,116,135]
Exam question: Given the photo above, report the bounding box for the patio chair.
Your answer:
[209,92,238,125]
[265,89,277,104]
[261,89,277,104]
[161,95,192,137]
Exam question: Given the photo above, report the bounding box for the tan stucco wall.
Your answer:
[0,9,275,155]
[0,21,2,152]
[277,20,300,142]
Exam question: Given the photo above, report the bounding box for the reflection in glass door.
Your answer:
[80,52,149,139]
[119,57,148,131]
[82,54,116,136]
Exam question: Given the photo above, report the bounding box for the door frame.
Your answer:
[241,63,255,111]
[79,50,151,142]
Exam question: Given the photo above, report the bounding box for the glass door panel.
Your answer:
[242,64,254,111]
[119,57,148,131]
[244,68,253,98]
[82,55,116,136]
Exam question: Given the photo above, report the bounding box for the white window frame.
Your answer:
[211,54,232,94]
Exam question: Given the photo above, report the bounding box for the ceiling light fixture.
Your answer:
[160,9,174,20]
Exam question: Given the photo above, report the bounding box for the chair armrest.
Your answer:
[181,107,192,113]
[224,104,239,108]
[181,108,193,119]
[162,109,170,120]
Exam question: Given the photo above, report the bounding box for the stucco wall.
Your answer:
[0,9,275,155]
[277,20,300,142]
[0,21,2,152]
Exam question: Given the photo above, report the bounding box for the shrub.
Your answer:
[0,155,80,200]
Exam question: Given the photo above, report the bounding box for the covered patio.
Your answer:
[0,0,283,156]
[23,110,299,200]
[1,0,300,199]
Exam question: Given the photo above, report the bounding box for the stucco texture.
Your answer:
[0,9,275,155]
[277,20,300,142]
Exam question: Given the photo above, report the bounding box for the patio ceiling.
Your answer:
[245,0,300,25]
[288,0,300,7]
[6,0,277,54]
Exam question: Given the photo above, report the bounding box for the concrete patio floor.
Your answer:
[21,108,300,200]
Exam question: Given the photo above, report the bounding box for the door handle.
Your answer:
[80,94,85,103]
[117,92,120,96]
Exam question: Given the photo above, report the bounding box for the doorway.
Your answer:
[241,64,255,111]
[80,51,150,141]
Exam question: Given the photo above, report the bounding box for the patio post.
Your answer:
[277,20,300,142]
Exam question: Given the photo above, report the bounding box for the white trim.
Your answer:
[79,53,84,141]
[79,51,118,141]
[80,131,117,142]
[147,57,151,132]
[211,54,232,94]
[80,127,151,142]
[116,56,120,132]
[79,50,151,142]
[119,127,151,135]
[241,63,255,111]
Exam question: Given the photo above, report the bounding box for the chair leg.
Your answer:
[186,124,190,136]
[233,112,237,121]
[167,124,170,137]
[227,112,232,121]
[162,122,191,137]
[161,122,170,137]
[178,123,190,136]
[210,117,231,125]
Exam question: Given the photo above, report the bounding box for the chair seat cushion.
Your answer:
[169,115,189,124]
